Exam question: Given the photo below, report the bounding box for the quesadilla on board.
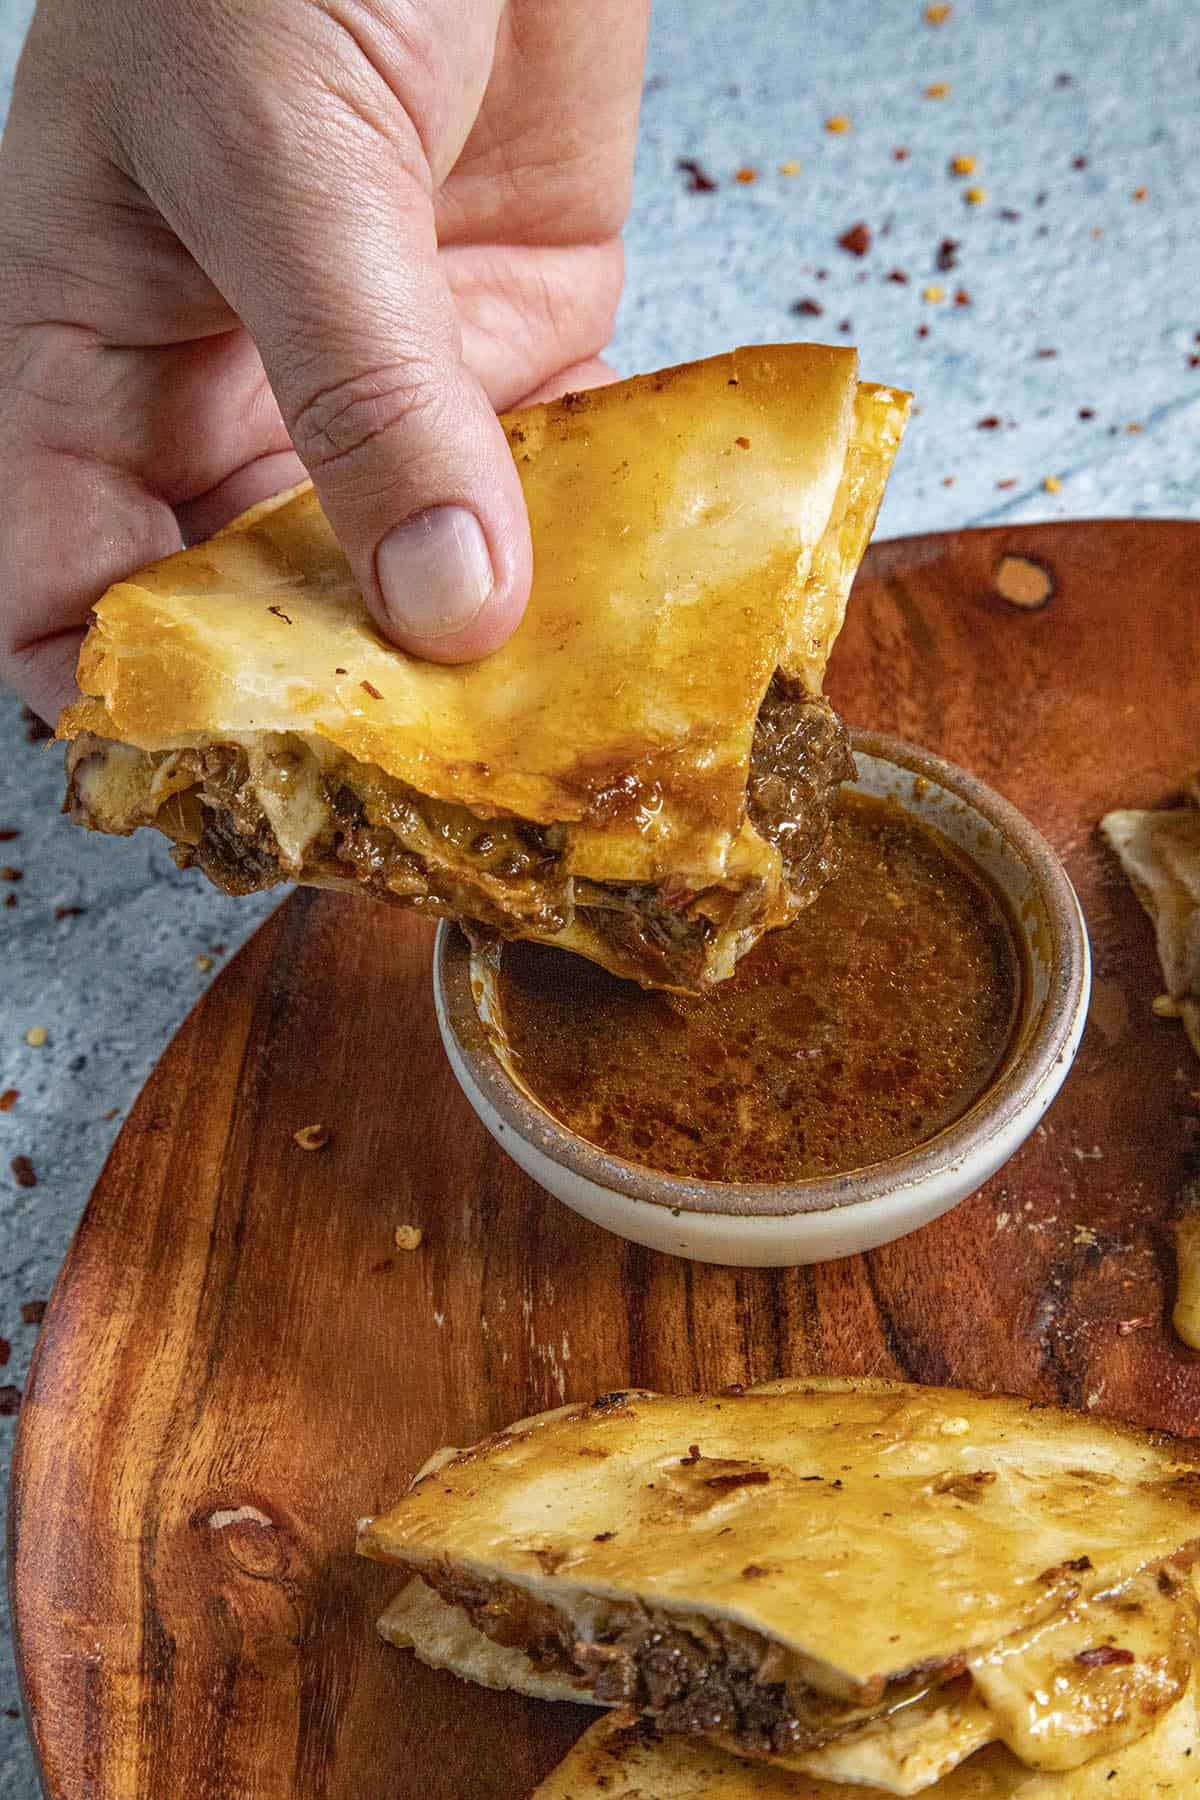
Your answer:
[529,1686,1200,1798]
[357,1379,1200,1794]
[58,345,909,992]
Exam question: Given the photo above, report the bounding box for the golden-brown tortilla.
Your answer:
[358,1378,1200,1703]
[58,346,909,989]
[530,1682,1200,1799]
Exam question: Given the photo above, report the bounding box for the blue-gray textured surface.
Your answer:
[1,0,1198,1790]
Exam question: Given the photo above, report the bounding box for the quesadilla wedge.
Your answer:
[1100,798,1200,1059]
[529,1683,1200,1798]
[58,345,909,992]
[357,1379,1200,1793]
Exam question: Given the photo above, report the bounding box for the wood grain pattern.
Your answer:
[9,523,1200,1800]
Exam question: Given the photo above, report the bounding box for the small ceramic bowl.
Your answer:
[434,732,1091,1267]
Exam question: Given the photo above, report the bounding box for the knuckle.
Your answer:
[288,360,445,479]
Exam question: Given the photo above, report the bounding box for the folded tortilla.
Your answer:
[530,1681,1200,1798]
[357,1378,1200,1790]
[1100,800,1200,1058]
[58,345,909,992]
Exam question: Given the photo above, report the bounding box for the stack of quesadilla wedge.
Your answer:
[357,1379,1200,1795]
[58,345,909,993]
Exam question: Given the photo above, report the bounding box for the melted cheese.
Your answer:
[968,1568,1196,1773]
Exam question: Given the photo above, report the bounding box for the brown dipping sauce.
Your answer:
[497,793,1023,1183]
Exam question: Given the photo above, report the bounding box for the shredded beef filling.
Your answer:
[66,676,852,986]
[414,1565,942,1759]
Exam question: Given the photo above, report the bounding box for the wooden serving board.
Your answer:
[10,522,1200,1800]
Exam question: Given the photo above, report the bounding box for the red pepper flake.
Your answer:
[791,297,825,316]
[54,906,85,921]
[267,604,293,624]
[0,829,18,842]
[360,680,382,700]
[334,666,348,675]
[1189,355,1200,369]
[1078,407,1095,419]
[1035,347,1058,358]
[1000,207,1023,222]
[839,317,854,334]
[916,323,930,338]
[886,268,910,284]
[943,475,956,486]
[0,868,23,883]
[1133,186,1148,202]
[977,415,1002,429]
[837,221,872,256]
[0,1340,8,1367]
[20,707,52,744]
[104,1108,119,1122]
[734,166,758,184]
[677,157,717,194]
[936,237,961,271]
[21,1300,46,1326]
[4,895,16,910]
[0,1387,21,1417]
[1075,1646,1135,1668]
[996,478,1017,489]
[734,436,751,450]
[0,1090,17,1112]
[370,1257,395,1274]
[1071,155,1089,170]
[954,287,971,306]
[10,1156,36,1189]
[893,146,911,162]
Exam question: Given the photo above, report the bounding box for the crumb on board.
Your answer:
[825,114,851,134]
[293,1123,331,1151]
[922,284,945,303]
[1043,474,1062,493]
[734,166,758,184]
[992,555,1054,609]
[195,954,213,973]
[964,186,988,206]
[925,2,953,20]
[394,1225,424,1252]
[924,81,950,99]
[24,1027,47,1048]
[778,159,801,176]
[0,1090,17,1112]
[950,154,976,176]
[1154,994,1184,1019]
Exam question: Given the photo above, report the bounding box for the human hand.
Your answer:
[0,0,648,718]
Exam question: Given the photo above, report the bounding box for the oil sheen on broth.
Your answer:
[497,793,1022,1182]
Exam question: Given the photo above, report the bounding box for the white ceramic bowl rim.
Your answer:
[435,731,1089,1220]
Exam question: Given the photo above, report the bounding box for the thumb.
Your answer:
[161,54,528,661]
